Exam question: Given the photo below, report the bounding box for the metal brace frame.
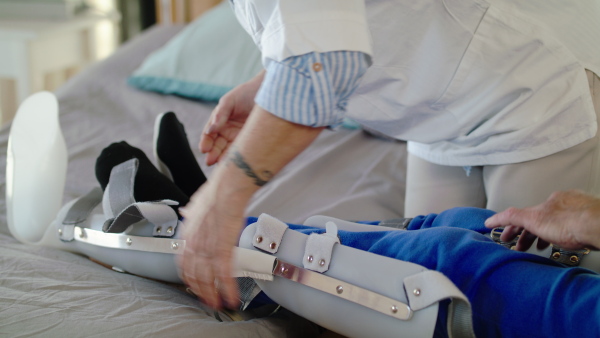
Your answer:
[73,226,185,254]
[273,260,413,321]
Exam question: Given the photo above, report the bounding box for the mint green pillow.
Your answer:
[128,1,262,102]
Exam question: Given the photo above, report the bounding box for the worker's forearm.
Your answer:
[210,105,324,205]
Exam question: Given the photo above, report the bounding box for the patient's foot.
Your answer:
[95,141,190,207]
[154,112,207,197]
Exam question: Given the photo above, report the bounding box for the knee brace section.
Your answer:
[238,214,475,338]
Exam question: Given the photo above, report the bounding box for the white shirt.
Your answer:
[233,0,599,166]
[231,0,372,65]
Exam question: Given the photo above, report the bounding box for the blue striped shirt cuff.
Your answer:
[255,51,369,127]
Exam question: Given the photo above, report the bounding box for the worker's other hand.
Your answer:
[200,70,265,166]
[178,181,246,309]
[485,190,600,251]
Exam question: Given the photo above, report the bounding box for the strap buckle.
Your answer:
[490,227,519,249]
[550,245,590,266]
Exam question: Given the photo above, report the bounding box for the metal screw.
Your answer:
[126,237,132,246]
[336,285,344,294]
[256,236,263,243]
[167,226,173,234]
[319,259,326,267]
[391,305,398,314]
[79,230,86,239]
[172,242,179,250]
[413,288,421,296]
[270,242,277,250]
[307,255,314,263]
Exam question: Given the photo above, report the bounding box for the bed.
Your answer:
[0,20,408,337]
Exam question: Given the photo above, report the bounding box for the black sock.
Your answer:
[95,141,190,208]
[155,112,207,197]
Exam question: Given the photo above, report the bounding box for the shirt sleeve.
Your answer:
[255,51,369,127]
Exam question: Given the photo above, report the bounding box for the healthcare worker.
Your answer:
[179,0,600,309]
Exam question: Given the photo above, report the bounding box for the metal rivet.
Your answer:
[58,229,63,236]
[280,266,288,274]
[156,226,162,233]
[336,285,344,294]
[413,288,421,296]
[270,242,277,250]
[391,305,398,314]
[307,255,313,263]
[552,252,561,260]
[79,230,85,238]
[126,237,132,246]
[570,255,579,263]
[172,242,179,250]
[319,259,326,267]
[256,236,263,243]
[167,226,173,234]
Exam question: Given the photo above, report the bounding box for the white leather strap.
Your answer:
[252,214,288,253]
[101,158,179,237]
[232,247,277,281]
[60,187,103,241]
[103,158,137,219]
[103,200,179,236]
[303,221,340,272]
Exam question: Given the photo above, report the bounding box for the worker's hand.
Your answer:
[178,180,248,309]
[485,190,600,251]
[186,105,322,309]
[200,70,265,166]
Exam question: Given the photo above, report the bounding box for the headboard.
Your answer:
[155,0,223,24]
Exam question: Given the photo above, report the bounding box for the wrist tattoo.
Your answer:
[229,149,273,187]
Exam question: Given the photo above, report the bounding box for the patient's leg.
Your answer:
[279,208,600,338]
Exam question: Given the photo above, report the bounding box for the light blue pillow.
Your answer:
[128,1,263,102]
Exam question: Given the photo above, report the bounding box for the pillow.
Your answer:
[128,1,263,102]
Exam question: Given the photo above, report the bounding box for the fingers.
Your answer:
[200,111,242,166]
[487,208,542,252]
[536,238,551,251]
[485,207,529,229]
[205,100,233,134]
[515,229,538,252]
[177,186,243,310]
[204,136,230,166]
[498,225,522,243]
[183,253,222,308]
[215,250,240,309]
[199,100,233,155]
[180,233,229,309]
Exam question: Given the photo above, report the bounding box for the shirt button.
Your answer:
[312,62,322,72]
